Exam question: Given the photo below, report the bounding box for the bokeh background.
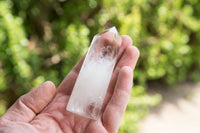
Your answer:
[0,0,200,132]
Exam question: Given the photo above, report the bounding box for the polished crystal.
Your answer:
[66,27,121,120]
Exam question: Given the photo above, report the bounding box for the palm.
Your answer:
[0,36,139,133]
[39,93,107,133]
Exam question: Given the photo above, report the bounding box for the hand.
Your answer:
[0,35,139,133]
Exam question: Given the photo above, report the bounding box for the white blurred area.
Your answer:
[138,82,200,133]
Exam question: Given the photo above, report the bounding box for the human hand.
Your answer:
[0,35,139,133]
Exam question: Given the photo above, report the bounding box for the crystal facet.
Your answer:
[66,27,122,120]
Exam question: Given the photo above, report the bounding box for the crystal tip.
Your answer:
[108,27,118,35]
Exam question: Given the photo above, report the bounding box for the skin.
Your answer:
[0,35,139,133]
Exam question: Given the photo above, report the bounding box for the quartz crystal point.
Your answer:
[66,27,122,120]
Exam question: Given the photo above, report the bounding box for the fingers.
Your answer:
[102,44,139,112]
[0,81,56,122]
[110,45,139,91]
[102,41,139,132]
[102,66,133,133]
[106,36,138,97]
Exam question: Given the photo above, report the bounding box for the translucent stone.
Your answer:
[66,27,122,120]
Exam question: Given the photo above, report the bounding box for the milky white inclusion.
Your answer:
[67,27,121,120]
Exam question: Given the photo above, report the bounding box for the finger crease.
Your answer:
[19,99,37,114]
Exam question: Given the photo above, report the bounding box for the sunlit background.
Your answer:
[0,0,200,132]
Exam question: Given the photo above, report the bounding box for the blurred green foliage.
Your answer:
[0,0,200,132]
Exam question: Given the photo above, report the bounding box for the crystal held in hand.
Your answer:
[66,27,122,120]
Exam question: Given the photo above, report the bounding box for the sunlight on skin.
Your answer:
[0,35,139,133]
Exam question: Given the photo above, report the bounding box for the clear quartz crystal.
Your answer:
[66,27,122,120]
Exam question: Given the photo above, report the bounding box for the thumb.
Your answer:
[0,81,56,122]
